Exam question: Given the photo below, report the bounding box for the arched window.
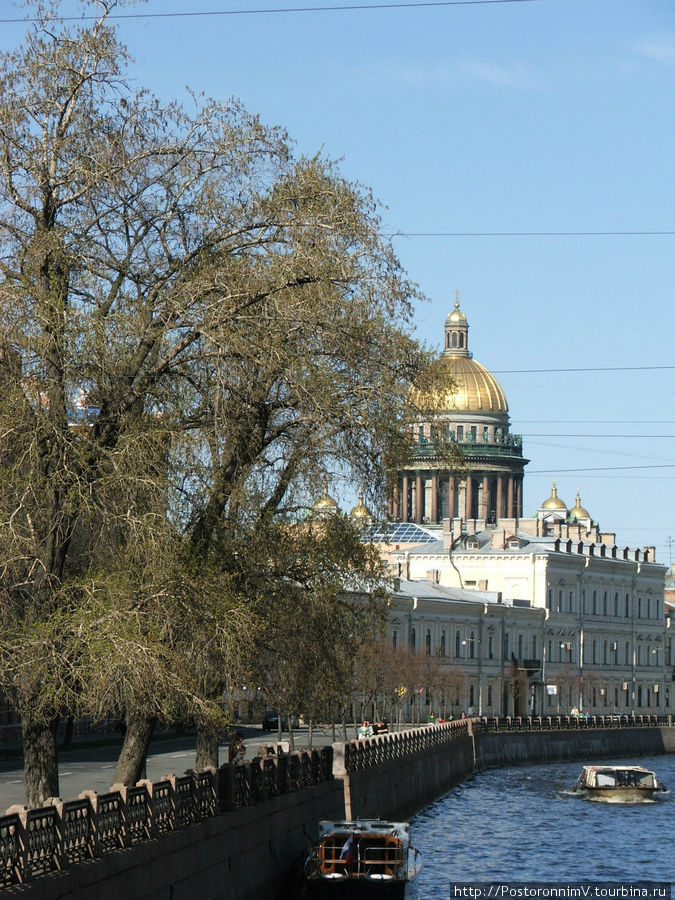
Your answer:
[614,592,619,617]
[440,630,446,657]
[452,332,457,348]
[487,685,493,707]
[592,591,598,615]
[425,629,432,655]
[470,631,476,658]
[459,333,465,348]
[455,630,461,658]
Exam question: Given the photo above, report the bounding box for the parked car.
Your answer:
[261,711,299,731]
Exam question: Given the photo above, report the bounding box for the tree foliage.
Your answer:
[0,0,429,804]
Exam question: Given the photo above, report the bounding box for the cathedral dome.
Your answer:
[409,354,508,414]
[409,298,508,415]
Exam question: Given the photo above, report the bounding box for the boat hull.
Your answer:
[576,787,659,803]
[303,878,417,899]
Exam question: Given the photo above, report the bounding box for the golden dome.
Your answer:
[541,480,567,511]
[350,493,372,519]
[569,490,591,522]
[313,484,340,513]
[409,354,508,414]
[446,298,467,325]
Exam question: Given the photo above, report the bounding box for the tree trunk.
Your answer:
[61,716,74,749]
[22,714,60,808]
[112,713,156,786]
[195,720,220,770]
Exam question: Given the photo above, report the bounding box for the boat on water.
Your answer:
[303,819,422,898]
[573,764,665,802]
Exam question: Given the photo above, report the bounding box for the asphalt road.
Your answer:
[0,725,338,811]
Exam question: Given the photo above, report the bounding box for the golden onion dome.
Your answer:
[569,490,591,522]
[313,484,340,513]
[408,354,508,414]
[350,493,372,519]
[541,480,567,511]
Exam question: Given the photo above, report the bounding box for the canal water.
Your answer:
[411,754,675,897]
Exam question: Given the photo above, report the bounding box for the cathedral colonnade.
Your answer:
[391,471,524,524]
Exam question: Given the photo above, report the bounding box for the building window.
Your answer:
[625,641,630,666]
[469,684,475,706]
[440,630,446,657]
[557,590,563,613]
[547,589,553,610]
[393,630,398,651]
[569,591,575,613]
[646,597,652,619]
[625,593,630,617]
[532,636,537,661]
[518,634,523,660]
[614,592,619,617]
[488,634,494,659]
[582,590,587,615]
[637,597,642,618]
[592,591,598,615]
[455,631,461,658]
[487,685,493,707]
[469,631,476,658]
[410,628,416,652]
[425,629,431,655]
[603,592,608,615]
[592,640,597,664]
[503,633,509,661]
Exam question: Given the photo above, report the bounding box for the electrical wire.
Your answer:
[0,0,546,25]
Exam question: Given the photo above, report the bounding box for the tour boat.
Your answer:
[303,818,422,898]
[573,764,665,802]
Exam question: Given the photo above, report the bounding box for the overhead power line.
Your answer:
[523,434,675,439]
[528,464,675,474]
[389,231,675,236]
[493,365,675,373]
[0,0,544,25]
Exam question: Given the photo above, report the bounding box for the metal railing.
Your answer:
[476,714,672,732]
[0,747,332,887]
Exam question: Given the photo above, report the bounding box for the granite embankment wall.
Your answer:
[5,720,673,899]
[4,776,345,900]
[474,724,674,770]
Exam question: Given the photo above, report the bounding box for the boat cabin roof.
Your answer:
[318,820,410,841]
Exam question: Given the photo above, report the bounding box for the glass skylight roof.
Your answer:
[362,522,438,544]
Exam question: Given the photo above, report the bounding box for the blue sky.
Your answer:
[3,0,674,561]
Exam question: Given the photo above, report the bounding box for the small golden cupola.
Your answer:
[313,483,340,517]
[349,493,373,523]
[569,490,592,525]
[538,480,568,523]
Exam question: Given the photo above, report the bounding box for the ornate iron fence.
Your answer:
[0,746,332,886]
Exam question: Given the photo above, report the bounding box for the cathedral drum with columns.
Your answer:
[392,298,528,525]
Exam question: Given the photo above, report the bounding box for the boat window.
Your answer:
[595,771,616,787]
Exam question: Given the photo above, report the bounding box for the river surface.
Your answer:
[411,754,674,898]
